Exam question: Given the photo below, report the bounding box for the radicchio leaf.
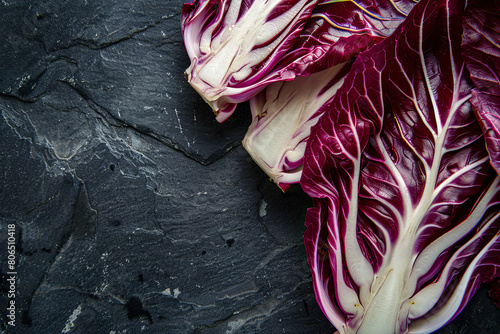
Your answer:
[241,0,419,191]
[181,0,419,123]
[242,61,351,191]
[462,0,500,174]
[276,0,419,75]
[181,0,318,122]
[301,0,500,332]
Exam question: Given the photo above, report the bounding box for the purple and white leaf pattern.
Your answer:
[301,0,500,332]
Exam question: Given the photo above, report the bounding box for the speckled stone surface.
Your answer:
[0,1,498,333]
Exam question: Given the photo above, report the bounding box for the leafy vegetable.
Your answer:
[242,0,418,190]
[181,0,318,122]
[301,0,500,332]
[462,0,500,173]
[181,0,418,123]
[242,62,351,191]
[180,0,500,331]
[276,0,418,75]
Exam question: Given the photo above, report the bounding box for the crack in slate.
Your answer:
[42,285,127,305]
[52,13,178,52]
[57,79,240,165]
[26,195,55,214]
[1,18,243,166]
[1,55,77,103]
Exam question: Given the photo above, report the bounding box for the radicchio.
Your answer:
[181,0,418,123]
[301,0,500,332]
[462,0,500,173]
[181,0,318,122]
[242,0,419,190]
[242,61,351,191]
[276,0,418,75]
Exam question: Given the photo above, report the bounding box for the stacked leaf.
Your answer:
[182,0,420,189]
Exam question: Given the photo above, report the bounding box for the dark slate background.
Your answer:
[0,1,498,333]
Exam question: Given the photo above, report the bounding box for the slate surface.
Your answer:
[0,1,498,334]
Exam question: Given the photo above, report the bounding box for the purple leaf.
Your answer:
[462,0,500,174]
[276,0,419,75]
[181,0,419,122]
[181,0,318,122]
[301,0,500,332]
[241,0,419,190]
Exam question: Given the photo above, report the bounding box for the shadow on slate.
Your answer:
[0,0,499,334]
